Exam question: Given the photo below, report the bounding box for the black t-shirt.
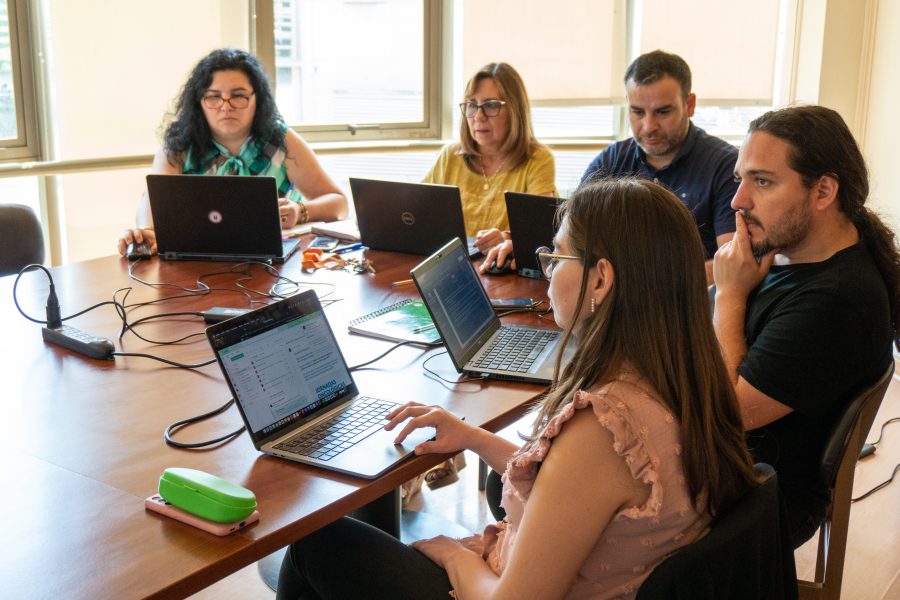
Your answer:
[740,243,892,515]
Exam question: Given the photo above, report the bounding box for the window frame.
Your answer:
[0,0,39,161]
[253,0,443,143]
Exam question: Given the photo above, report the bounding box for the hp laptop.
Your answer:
[349,178,479,257]
[411,238,571,384]
[505,192,564,279]
[147,174,300,262]
[206,289,436,478]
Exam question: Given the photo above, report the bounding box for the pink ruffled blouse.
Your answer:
[479,373,710,599]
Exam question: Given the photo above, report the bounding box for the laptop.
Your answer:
[411,238,572,384]
[349,178,479,257]
[505,192,564,279]
[147,174,300,262]
[205,289,436,478]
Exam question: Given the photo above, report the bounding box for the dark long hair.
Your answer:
[749,105,900,350]
[162,48,283,166]
[530,178,758,516]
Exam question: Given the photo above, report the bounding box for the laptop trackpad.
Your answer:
[328,423,437,478]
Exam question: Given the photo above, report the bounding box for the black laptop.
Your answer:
[147,174,300,262]
[411,238,572,384]
[349,178,478,256]
[505,191,564,279]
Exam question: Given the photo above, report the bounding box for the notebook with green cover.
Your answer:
[348,298,440,344]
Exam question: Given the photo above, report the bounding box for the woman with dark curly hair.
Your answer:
[118,48,347,256]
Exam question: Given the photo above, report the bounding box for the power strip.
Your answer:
[42,325,115,359]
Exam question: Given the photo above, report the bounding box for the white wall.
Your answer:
[44,0,250,262]
[862,0,900,228]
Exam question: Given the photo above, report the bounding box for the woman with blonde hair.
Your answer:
[425,61,556,273]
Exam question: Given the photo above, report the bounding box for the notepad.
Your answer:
[311,220,361,242]
[347,299,440,344]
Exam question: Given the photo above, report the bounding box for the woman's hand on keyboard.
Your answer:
[384,402,474,455]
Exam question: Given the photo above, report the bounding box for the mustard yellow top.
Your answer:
[423,144,557,236]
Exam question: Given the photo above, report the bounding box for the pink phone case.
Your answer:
[145,495,259,536]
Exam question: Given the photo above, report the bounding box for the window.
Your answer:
[0,0,38,161]
[457,0,620,139]
[636,0,781,138]
[270,0,440,142]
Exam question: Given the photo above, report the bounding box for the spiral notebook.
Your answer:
[347,299,440,344]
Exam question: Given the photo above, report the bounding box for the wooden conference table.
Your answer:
[2,243,554,599]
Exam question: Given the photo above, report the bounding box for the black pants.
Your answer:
[276,517,453,600]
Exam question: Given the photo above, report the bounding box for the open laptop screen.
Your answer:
[412,239,497,366]
[207,291,357,442]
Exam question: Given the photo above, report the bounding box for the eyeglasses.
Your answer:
[201,93,255,110]
[534,246,580,279]
[459,99,507,118]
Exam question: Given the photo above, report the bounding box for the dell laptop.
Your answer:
[411,238,571,384]
[206,289,436,479]
[349,178,479,257]
[505,192,564,279]
[147,174,300,262]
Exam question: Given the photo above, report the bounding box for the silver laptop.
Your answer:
[349,178,479,257]
[147,174,300,262]
[411,238,571,384]
[205,290,436,479]
[505,192,564,279]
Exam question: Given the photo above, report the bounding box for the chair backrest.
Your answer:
[798,361,895,600]
[818,362,894,495]
[0,203,45,276]
[636,463,798,600]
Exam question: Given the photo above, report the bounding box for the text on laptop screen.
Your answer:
[214,309,354,435]
[415,243,496,359]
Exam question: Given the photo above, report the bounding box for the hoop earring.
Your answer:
[590,297,596,314]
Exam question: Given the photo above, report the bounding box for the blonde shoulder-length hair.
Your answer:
[458,62,545,172]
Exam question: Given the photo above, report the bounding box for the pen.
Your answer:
[412,323,436,333]
[334,243,365,254]
[391,279,414,288]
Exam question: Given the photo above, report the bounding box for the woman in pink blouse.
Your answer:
[275,178,759,600]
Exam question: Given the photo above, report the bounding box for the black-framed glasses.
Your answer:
[534,246,580,279]
[201,92,255,110]
[459,99,507,118]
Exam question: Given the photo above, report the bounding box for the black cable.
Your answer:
[117,310,208,344]
[164,397,245,449]
[850,416,900,502]
[111,351,217,369]
[852,462,900,502]
[422,350,489,385]
[13,263,122,325]
[348,339,443,371]
[868,416,900,446]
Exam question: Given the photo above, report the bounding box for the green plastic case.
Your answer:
[158,467,257,523]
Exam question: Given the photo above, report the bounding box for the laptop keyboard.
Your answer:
[470,328,559,373]
[273,397,395,461]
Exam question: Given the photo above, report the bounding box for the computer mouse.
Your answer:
[126,240,152,261]
[483,256,514,275]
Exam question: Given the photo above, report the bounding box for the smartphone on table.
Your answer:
[489,297,538,310]
[307,236,339,251]
[145,495,259,536]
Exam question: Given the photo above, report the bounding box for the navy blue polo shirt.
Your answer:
[581,123,738,258]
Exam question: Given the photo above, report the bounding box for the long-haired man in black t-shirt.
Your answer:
[712,105,900,548]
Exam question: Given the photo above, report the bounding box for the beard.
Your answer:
[637,118,690,158]
[742,202,812,258]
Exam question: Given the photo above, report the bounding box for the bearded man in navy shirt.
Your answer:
[582,50,737,282]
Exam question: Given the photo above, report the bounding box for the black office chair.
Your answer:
[797,362,894,600]
[0,203,45,276]
[635,464,798,600]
